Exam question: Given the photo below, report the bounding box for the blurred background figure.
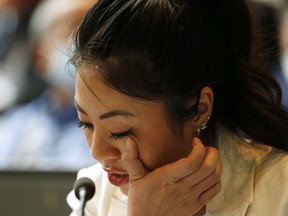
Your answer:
[0,0,41,111]
[0,0,39,59]
[0,0,95,171]
[275,2,288,107]
[253,0,288,108]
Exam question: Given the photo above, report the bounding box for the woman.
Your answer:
[67,0,288,215]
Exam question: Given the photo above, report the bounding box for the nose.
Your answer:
[90,131,121,162]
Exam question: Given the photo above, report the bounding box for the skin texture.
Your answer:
[75,68,221,215]
[123,138,221,216]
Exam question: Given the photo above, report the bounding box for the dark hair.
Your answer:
[72,0,288,151]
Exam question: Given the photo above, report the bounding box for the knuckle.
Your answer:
[198,194,210,206]
[206,146,220,158]
[216,181,221,192]
[186,159,200,172]
[210,166,221,180]
[200,148,221,177]
[186,157,202,172]
[215,167,222,179]
[159,167,177,184]
[129,172,146,183]
[202,162,215,176]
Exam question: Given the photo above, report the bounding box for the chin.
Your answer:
[120,184,129,196]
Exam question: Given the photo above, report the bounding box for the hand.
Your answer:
[122,137,222,216]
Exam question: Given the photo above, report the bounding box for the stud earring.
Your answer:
[196,116,210,136]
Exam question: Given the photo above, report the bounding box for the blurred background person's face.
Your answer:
[279,6,288,79]
[29,0,94,107]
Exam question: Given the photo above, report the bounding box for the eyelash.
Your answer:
[77,121,131,140]
[109,130,131,140]
[77,121,93,130]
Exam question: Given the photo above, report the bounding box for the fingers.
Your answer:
[198,180,221,205]
[180,145,221,186]
[191,149,222,204]
[161,137,206,183]
[190,146,221,183]
[122,138,149,183]
[122,135,222,196]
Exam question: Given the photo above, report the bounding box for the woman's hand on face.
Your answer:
[122,137,222,216]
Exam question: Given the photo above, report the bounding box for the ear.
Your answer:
[186,86,214,128]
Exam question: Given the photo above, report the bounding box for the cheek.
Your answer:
[82,130,93,149]
[137,134,191,171]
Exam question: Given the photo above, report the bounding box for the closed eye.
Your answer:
[109,130,131,140]
[77,121,94,130]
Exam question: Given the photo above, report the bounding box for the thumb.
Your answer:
[122,138,149,183]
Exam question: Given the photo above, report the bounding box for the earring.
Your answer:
[196,116,210,136]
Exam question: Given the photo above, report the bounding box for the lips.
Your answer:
[103,168,129,187]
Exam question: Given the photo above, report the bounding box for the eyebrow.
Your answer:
[99,110,135,120]
[74,100,135,120]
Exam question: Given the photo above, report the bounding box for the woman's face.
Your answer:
[75,69,195,194]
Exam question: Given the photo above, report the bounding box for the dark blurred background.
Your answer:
[0,0,95,215]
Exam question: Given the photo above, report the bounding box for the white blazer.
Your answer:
[67,131,288,216]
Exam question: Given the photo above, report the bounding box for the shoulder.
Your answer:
[247,147,288,215]
[253,146,288,185]
[213,128,288,215]
[254,147,288,190]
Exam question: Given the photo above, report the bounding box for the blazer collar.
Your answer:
[206,128,256,216]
